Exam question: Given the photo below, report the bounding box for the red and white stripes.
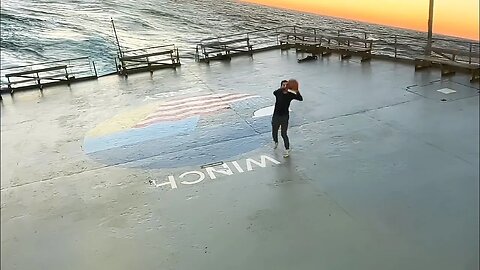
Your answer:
[134,93,257,128]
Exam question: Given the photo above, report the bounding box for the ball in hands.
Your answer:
[286,79,299,91]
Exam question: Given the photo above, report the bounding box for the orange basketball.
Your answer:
[286,79,299,91]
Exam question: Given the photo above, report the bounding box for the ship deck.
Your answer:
[1,49,479,269]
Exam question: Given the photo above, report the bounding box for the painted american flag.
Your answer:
[134,92,259,128]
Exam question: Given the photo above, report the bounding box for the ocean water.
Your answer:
[0,0,476,76]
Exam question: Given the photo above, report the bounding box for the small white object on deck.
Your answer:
[436,88,457,94]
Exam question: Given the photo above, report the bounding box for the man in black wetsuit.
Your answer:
[272,79,303,157]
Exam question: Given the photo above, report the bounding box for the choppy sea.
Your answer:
[0,0,475,75]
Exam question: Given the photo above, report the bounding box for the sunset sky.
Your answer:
[242,0,479,40]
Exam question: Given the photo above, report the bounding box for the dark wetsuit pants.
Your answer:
[272,114,289,149]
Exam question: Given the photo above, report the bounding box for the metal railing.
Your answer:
[1,25,477,92]
[195,25,479,64]
[195,26,286,61]
[116,44,180,75]
[0,57,97,92]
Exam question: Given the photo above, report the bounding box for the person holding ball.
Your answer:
[272,79,303,157]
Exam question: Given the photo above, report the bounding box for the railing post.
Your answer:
[394,35,397,59]
[36,72,42,90]
[64,66,69,82]
[469,42,473,64]
[176,48,180,64]
[92,61,97,77]
[7,77,11,91]
[364,32,367,48]
[293,26,297,43]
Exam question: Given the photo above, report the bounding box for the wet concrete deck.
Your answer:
[1,49,479,269]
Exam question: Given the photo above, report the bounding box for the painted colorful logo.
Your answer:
[84,92,276,169]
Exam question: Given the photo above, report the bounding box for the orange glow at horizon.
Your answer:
[242,0,479,41]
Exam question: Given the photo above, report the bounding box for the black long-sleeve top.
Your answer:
[273,88,303,116]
